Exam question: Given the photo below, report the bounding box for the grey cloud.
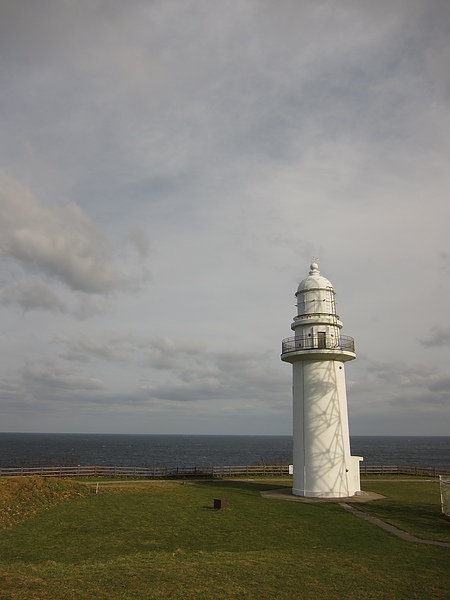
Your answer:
[439,253,450,276]
[428,376,450,394]
[0,379,30,407]
[420,326,450,347]
[126,226,151,259]
[0,280,68,313]
[21,360,104,393]
[54,333,142,364]
[143,342,288,404]
[72,294,110,320]
[0,170,122,294]
[348,357,450,415]
[0,375,151,416]
[147,338,208,371]
[0,280,111,320]
[54,331,288,406]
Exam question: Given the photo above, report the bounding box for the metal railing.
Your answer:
[281,334,355,355]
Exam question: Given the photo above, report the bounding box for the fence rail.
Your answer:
[360,465,450,477]
[0,464,291,479]
[281,334,355,355]
[0,464,449,479]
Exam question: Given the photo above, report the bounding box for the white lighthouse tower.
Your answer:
[281,261,362,498]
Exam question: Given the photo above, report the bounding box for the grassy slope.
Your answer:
[0,478,448,599]
[0,476,91,529]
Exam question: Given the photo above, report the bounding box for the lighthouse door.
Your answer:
[318,332,326,349]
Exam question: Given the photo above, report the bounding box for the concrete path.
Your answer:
[339,503,450,547]
[260,487,385,503]
[260,487,450,547]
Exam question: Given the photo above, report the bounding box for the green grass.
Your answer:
[359,477,449,542]
[0,477,449,599]
[0,476,91,529]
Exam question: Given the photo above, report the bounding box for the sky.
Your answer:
[0,0,449,436]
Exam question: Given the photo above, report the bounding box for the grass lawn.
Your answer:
[0,476,449,599]
[358,476,449,542]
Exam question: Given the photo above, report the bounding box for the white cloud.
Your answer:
[0,170,122,294]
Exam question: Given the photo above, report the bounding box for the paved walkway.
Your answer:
[260,487,384,503]
[339,503,450,547]
[261,487,450,547]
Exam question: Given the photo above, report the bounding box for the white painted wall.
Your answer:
[292,359,361,497]
[283,263,362,498]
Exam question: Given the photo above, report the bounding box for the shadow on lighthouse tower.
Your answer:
[281,262,362,498]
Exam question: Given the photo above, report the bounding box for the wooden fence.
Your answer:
[360,465,450,477]
[0,464,290,479]
[0,464,449,479]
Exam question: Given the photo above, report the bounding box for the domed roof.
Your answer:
[296,262,334,294]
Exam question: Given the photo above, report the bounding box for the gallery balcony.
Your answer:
[280,334,356,363]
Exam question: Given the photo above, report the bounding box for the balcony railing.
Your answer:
[281,334,355,355]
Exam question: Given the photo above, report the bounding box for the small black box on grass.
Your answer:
[214,498,228,510]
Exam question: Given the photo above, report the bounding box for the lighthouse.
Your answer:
[281,262,362,498]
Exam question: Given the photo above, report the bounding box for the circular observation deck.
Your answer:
[281,334,356,363]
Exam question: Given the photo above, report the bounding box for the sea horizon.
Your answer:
[1,432,449,437]
[1,433,449,470]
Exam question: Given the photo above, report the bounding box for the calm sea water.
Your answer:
[0,434,449,469]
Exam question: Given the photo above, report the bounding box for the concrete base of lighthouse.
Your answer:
[291,358,362,499]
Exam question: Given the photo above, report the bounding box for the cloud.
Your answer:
[53,332,288,408]
[0,170,122,294]
[348,358,450,417]
[0,280,68,313]
[54,332,145,364]
[0,1,449,434]
[21,360,104,394]
[143,341,288,405]
[419,326,450,347]
[126,226,151,259]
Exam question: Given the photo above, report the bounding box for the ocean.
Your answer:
[0,434,449,470]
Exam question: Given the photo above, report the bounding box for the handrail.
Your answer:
[281,334,355,354]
